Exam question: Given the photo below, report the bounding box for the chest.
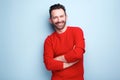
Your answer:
[52,33,75,56]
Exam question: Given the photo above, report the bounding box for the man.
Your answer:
[44,3,85,80]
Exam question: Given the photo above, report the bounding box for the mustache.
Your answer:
[55,21,65,24]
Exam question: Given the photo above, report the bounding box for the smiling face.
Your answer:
[49,9,67,31]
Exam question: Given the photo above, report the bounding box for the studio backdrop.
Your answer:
[0,0,120,80]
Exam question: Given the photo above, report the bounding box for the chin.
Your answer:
[56,26,65,30]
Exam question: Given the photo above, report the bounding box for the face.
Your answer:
[49,9,67,30]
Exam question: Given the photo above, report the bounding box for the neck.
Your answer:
[55,26,67,34]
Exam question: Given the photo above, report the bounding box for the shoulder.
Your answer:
[44,32,56,43]
[67,26,84,38]
[67,26,83,33]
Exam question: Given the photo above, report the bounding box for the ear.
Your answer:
[49,18,52,24]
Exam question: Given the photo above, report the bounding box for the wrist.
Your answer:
[54,55,67,62]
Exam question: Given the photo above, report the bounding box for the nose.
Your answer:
[57,17,62,22]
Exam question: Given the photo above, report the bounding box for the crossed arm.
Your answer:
[44,44,79,71]
[54,46,79,69]
[54,55,79,69]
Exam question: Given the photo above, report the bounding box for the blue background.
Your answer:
[0,0,120,80]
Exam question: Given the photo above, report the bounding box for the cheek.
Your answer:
[52,19,58,24]
[61,17,66,21]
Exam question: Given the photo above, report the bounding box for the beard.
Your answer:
[52,21,66,30]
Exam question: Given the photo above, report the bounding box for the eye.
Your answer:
[52,16,57,19]
[60,15,64,18]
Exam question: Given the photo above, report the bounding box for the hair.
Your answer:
[49,3,66,18]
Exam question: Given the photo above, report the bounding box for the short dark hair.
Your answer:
[49,3,66,18]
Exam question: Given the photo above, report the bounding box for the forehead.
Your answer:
[51,9,65,17]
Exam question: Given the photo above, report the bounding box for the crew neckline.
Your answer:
[55,26,69,36]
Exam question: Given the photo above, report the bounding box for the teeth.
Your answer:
[58,24,62,25]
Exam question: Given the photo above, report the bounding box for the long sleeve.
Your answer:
[64,27,85,62]
[44,36,63,71]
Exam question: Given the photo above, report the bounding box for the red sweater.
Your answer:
[44,26,85,80]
